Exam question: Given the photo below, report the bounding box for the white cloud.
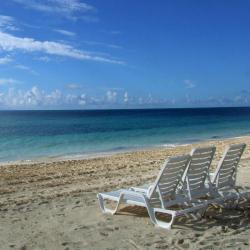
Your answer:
[78,93,86,105]
[234,95,249,104]
[45,89,62,105]
[0,56,12,65]
[148,93,153,103]
[138,97,143,105]
[0,86,86,108]
[184,79,196,89]
[124,91,128,103]
[24,86,43,105]
[83,40,122,49]
[2,86,62,107]
[0,15,18,31]
[37,56,51,62]
[65,93,77,103]
[106,90,117,102]
[66,83,82,89]
[11,0,95,20]
[0,31,124,64]
[185,94,191,103]
[15,64,38,75]
[0,78,20,85]
[54,29,76,37]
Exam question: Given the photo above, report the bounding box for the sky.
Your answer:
[0,0,250,109]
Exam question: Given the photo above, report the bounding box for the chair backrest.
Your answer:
[148,154,191,208]
[212,143,246,191]
[185,146,216,199]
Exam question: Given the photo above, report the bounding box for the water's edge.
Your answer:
[1,134,249,166]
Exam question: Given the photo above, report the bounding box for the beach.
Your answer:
[0,136,250,250]
[1,0,250,248]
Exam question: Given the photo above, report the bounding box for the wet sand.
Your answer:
[0,136,250,249]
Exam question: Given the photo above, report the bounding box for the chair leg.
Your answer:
[98,193,179,230]
[97,194,123,215]
[148,208,176,230]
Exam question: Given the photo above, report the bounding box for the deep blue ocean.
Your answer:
[0,107,250,162]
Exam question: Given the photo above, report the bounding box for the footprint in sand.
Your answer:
[19,245,27,250]
[99,231,109,237]
[61,242,69,246]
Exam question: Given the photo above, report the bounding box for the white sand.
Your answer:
[0,136,250,249]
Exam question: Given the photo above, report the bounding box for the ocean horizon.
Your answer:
[0,107,250,163]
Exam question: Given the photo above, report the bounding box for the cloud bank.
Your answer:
[0,86,249,109]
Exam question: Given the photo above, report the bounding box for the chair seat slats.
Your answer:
[190,147,215,154]
[161,167,187,177]
[228,143,246,150]
[220,161,237,169]
[188,170,207,178]
[223,155,240,161]
[164,162,190,171]
[226,150,242,157]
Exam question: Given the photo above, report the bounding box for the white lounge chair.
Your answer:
[186,144,248,208]
[210,143,248,202]
[184,146,216,200]
[131,146,216,200]
[97,154,207,229]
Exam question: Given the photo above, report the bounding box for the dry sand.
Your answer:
[0,136,250,250]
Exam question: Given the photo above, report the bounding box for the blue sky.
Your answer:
[0,0,250,109]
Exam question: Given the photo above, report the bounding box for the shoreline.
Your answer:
[1,133,250,166]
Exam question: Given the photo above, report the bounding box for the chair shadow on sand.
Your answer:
[113,191,250,234]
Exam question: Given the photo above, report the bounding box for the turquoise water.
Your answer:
[0,108,250,162]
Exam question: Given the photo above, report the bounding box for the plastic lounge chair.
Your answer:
[210,143,248,202]
[97,154,206,229]
[131,146,216,200]
[187,144,248,208]
[184,146,216,200]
